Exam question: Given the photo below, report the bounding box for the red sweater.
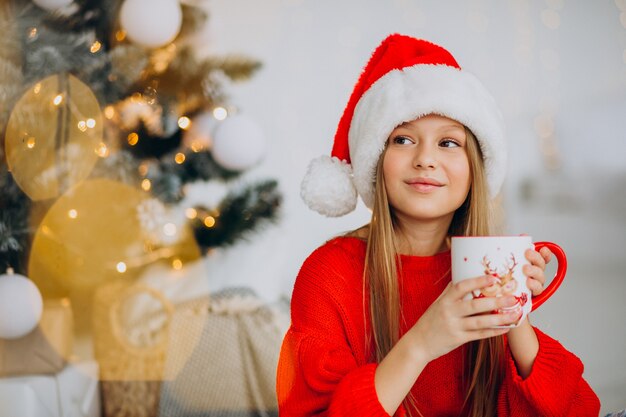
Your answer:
[277,236,600,417]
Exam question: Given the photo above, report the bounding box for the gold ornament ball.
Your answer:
[4,73,103,201]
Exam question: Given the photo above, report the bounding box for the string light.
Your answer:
[172,258,183,270]
[141,179,152,191]
[203,216,216,228]
[77,121,87,132]
[33,83,41,94]
[90,41,102,53]
[178,116,191,130]
[115,30,127,41]
[53,94,64,106]
[213,107,228,120]
[163,223,177,236]
[96,143,109,158]
[26,137,36,149]
[116,262,127,273]
[128,132,139,146]
[86,118,96,128]
[185,208,198,219]
[27,27,38,40]
[174,153,186,164]
[68,209,78,219]
[104,106,115,119]
[138,163,149,176]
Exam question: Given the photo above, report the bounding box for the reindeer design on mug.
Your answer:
[473,254,528,324]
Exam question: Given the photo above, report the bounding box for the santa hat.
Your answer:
[301,34,507,217]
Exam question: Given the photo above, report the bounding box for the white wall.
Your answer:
[189,0,626,413]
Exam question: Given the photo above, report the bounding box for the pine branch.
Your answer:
[191,180,281,249]
[0,166,32,273]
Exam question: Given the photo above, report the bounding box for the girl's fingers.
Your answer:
[525,248,546,270]
[539,246,553,264]
[523,264,546,285]
[527,278,543,296]
[460,295,517,316]
[451,275,495,300]
[464,310,519,330]
[468,327,511,341]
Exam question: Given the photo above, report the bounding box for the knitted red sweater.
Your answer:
[277,236,600,417]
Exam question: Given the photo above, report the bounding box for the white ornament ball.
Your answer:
[0,270,43,339]
[182,112,216,152]
[119,0,182,48]
[32,0,73,11]
[212,114,267,171]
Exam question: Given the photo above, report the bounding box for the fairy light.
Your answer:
[172,258,183,270]
[138,163,149,176]
[141,179,152,191]
[53,94,64,106]
[77,121,87,132]
[174,153,186,164]
[33,83,41,94]
[213,107,228,120]
[178,116,191,130]
[104,105,115,119]
[96,143,109,158]
[26,137,36,149]
[116,262,127,273]
[115,30,127,41]
[163,223,177,236]
[128,132,139,146]
[190,140,205,153]
[86,118,96,128]
[185,208,198,219]
[90,41,102,53]
[203,216,216,228]
[28,27,38,40]
[68,209,78,219]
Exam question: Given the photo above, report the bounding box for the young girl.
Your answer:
[277,34,600,416]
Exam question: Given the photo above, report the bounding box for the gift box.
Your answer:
[0,298,73,377]
[0,360,100,417]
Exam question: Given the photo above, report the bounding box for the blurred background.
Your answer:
[0,0,624,416]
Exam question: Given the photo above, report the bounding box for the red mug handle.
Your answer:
[531,241,567,311]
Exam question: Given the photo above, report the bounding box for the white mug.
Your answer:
[451,236,567,327]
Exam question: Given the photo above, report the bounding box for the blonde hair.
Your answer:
[349,127,505,417]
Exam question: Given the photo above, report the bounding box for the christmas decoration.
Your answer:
[4,73,103,201]
[182,111,215,152]
[31,0,74,12]
[119,0,183,48]
[212,114,267,171]
[0,268,43,339]
[0,0,282,331]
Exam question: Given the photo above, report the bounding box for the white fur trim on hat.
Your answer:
[349,64,507,209]
[301,155,358,217]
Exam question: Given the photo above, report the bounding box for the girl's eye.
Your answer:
[392,136,412,145]
[440,139,461,148]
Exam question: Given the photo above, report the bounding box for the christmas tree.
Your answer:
[0,0,282,328]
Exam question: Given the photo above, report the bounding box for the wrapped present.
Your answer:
[0,298,73,377]
[0,360,100,417]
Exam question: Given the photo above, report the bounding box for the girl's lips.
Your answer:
[405,177,444,192]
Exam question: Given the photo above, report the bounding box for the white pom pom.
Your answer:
[300,156,357,217]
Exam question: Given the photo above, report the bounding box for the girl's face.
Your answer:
[382,114,471,224]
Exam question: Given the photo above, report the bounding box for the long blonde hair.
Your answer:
[352,127,505,417]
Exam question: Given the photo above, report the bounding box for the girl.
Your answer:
[277,34,600,416]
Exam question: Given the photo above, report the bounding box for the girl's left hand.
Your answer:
[523,247,553,296]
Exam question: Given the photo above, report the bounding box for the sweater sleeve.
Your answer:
[497,327,600,417]
[276,242,402,417]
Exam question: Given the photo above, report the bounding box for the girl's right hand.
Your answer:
[408,275,520,362]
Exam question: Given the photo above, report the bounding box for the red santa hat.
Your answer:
[301,34,507,217]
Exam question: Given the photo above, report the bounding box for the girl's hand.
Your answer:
[408,275,519,362]
[523,247,552,296]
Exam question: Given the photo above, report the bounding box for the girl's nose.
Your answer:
[413,144,437,168]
